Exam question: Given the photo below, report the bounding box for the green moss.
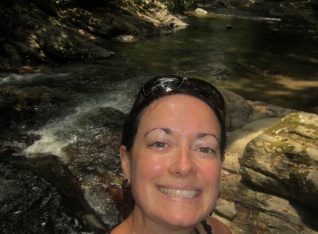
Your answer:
[263,113,318,147]
[266,141,295,153]
[289,167,310,182]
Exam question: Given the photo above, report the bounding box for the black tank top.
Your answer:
[107,219,213,234]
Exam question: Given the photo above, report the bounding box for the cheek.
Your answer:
[131,154,167,182]
[200,161,222,181]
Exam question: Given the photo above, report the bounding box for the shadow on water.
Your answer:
[94,11,318,113]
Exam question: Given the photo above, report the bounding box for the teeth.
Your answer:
[160,187,198,198]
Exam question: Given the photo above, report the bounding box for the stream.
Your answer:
[1,9,318,233]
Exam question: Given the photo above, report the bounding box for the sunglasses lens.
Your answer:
[143,77,183,96]
[190,78,225,111]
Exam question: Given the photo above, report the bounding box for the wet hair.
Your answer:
[118,82,226,221]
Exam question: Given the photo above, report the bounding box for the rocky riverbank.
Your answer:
[0,0,187,72]
[2,0,318,72]
[195,0,318,24]
[1,84,318,233]
[216,90,318,233]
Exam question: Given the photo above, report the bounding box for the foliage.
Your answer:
[160,0,194,14]
[54,0,194,13]
[55,0,70,5]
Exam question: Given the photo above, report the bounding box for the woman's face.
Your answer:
[120,94,223,228]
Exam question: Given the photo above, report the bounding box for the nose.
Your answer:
[169,146,196,177]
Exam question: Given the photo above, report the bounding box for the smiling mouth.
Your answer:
[159,187,199,198]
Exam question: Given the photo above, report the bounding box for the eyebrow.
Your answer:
[197,132,220,143]
[144,128,219,142]
[144,128,172,138]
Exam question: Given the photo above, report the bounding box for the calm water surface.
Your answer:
[98,9,318,113]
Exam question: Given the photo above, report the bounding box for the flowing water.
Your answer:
[1,9,318,231]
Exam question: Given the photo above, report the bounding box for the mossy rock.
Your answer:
[240,112,318,210]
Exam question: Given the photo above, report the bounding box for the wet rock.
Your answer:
[113,35,139,43]
[0,154,107,233]
[226,25,233,30]
[195,8,208,14]
[62,107,126,225]
[239,112,318,210]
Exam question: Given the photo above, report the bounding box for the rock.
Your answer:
[226,25,233,30]
[248,100,298,120]
[113,35,139,43]
[4,44,22,65]
[0,155,107,233]
[226,118,281,157]
[218,174,318,234]
[222,154,240,174]
[21,14,113,61]
[220,89,254,130]
[12,30,27,42]
[213,198,237,221]
[0,1,190,68]
[195,8,208,14]
[239,112,318,210]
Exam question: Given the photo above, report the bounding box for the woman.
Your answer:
[109,75,232,234]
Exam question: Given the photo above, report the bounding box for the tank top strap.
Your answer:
[201,219,213,234]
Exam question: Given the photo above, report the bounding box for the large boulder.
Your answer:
[220,90,296,131]
[220,89,254,131]
[239,112,318,210]
[218,174,318,234]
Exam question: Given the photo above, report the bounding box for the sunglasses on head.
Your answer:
[132,75,226,119]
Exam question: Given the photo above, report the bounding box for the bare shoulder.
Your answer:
[107,222,126,234]
[206,216,232,234]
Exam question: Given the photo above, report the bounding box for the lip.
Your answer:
[156,185,202,201]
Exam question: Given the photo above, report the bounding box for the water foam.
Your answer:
[25,91,132,159]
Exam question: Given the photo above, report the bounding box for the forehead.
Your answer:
[138,94,220,134]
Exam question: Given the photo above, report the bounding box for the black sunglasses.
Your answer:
[132,75,226,119]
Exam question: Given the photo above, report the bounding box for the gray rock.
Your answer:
[240,112,318,210]
[213,198,237,221]
[222,154,240,174]
[220,89,254,130]
[218,174,318,234]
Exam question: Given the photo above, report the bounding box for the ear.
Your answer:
[120,145,131,182]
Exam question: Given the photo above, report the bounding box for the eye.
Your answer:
[198,147,214,154]
[151,142,168,148]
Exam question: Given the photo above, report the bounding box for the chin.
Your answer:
[158,211,206,228]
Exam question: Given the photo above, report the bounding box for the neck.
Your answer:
[128,209,197,234]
